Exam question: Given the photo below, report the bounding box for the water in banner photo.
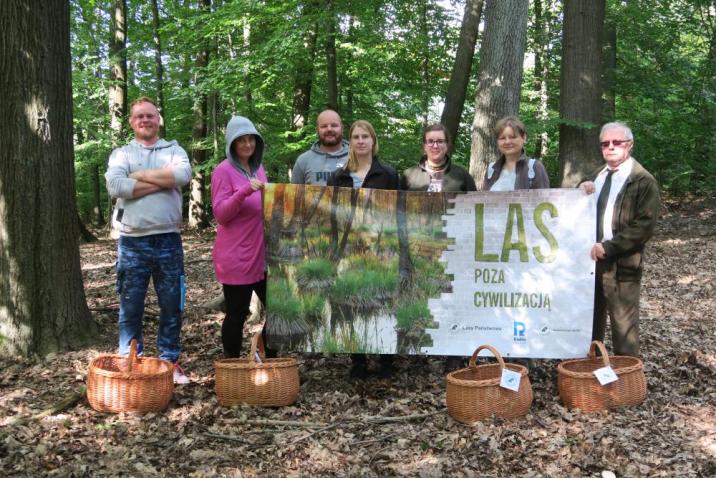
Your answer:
[263,184,595,358]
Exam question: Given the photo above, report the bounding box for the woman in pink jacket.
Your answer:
[211,116,270,357]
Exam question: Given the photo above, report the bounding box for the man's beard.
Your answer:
[319,133,342,147]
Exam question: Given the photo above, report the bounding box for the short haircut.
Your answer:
[494,116,526,138]
[600,122,634,142]
[130,96,158,113]
[422,123,451,145]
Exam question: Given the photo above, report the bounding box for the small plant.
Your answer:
[395,301,432,331]
[295,258,336,288]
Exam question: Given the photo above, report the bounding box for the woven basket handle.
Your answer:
[128,338,138,373]
[588,340,611,367]
[469,344,506,370]
[248,333,267,364]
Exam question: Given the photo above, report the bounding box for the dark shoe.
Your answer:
[377,355,394,379]
[444,356,464,373]
[349,354,368,381]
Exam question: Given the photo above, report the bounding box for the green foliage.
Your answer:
[295,258,337,284]
[395,301,431,331]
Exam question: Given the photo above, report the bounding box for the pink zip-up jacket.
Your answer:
[211,159,267,285]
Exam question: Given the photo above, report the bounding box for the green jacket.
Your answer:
[594,159,660,281]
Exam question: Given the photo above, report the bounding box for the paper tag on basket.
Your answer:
[593,366,618,386]
[500,369,521,392]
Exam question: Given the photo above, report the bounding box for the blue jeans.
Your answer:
[116,233,184,363]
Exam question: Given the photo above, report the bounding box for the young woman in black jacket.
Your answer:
[327,120,398,380]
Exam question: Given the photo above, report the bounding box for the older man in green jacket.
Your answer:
[580,122,660,356]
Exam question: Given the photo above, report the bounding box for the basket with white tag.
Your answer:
[557,340,646,412]
[214,333,299,407]
[446,344,533,424]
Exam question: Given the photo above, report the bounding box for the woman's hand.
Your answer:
[580,181,596,194]
[249,178,265,191]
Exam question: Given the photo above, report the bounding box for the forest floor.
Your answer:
[1,196,715,477]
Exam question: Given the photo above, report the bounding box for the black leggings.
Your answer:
[222,280,267,358]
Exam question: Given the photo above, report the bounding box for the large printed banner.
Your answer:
[263,184,595,358]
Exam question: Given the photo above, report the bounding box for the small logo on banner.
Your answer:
[513,321,526,342]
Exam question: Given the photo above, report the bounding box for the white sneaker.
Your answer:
[173,363,190,384]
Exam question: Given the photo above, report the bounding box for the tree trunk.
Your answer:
[0,0,97,357]
[292,1,319,131]
[91,164,104,226]
[109,0,127,145]
[188,0,211,229]
[601,17,617,123]
[150,0,166,138]
[558,0,606,187]
[419,0,430,127]
[397,191,413,292]
[441,0,484,150]
[325,0,339,111]
[468,0,529,185]
[532,0,553,159]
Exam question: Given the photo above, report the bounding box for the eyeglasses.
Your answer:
[425,139,446,146]
[600,139,631,149]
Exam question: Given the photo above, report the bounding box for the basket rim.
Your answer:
[446,362,529,388]
[557,355,643,378]
[88,354,173,379]
[214,357,298,370]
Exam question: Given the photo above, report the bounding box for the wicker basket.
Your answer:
[446,345,533,424]
[87,339,174,413]
[558,340,646,412]
[215,334,299,407]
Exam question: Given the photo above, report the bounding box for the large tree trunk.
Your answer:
[108,0,127,144]
[440,0,483,150]
[150,0,166,138]
[0,0,97,357]
[292,1,319,131]
[468,0,529,185]
[558,0,606,187]
[325,0,339,111]
[187,0,211,229]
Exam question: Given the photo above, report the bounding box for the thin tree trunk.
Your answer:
[150,0,166,137]
[187,0,211,229]
[441,0,484,150]
[420,0,430,127]
[469,0,530,186]
[0,0,97,356]
[292,1,319,131]
[91,164,104,226]
[109,0,127,145]
[397,191,413,291]
[532,0,553,159]
[325,0,339,111]
[601,17,616,122]
[558,0,606,187]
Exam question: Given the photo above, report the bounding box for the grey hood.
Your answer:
[225,116,265,172]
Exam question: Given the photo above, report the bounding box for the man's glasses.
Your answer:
[600,139,631,149]
[425,139,446,146]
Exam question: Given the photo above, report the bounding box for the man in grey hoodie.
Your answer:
[290,109,349,185]
[105,96,192,384]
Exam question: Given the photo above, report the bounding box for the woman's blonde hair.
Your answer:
[346,120,379,172]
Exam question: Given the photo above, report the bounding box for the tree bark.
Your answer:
[0,0,97,357]
[325,0,339,111]
[91,164,105,226]
[150,0,166,138]
[108,0,127,145]
[469,0,529,185]
[532,0,553,159]
[441,0,483,150]
[558,0,606,187]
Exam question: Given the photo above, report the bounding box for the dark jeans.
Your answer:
[222,279,267,358]
[116,233,184,363]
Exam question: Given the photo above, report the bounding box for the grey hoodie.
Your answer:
[291,139,349,186]
[105,138,191,236]
[225,116,265,175]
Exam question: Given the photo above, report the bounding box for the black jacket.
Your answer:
[400,156,477,192]
[327,158,399,190]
